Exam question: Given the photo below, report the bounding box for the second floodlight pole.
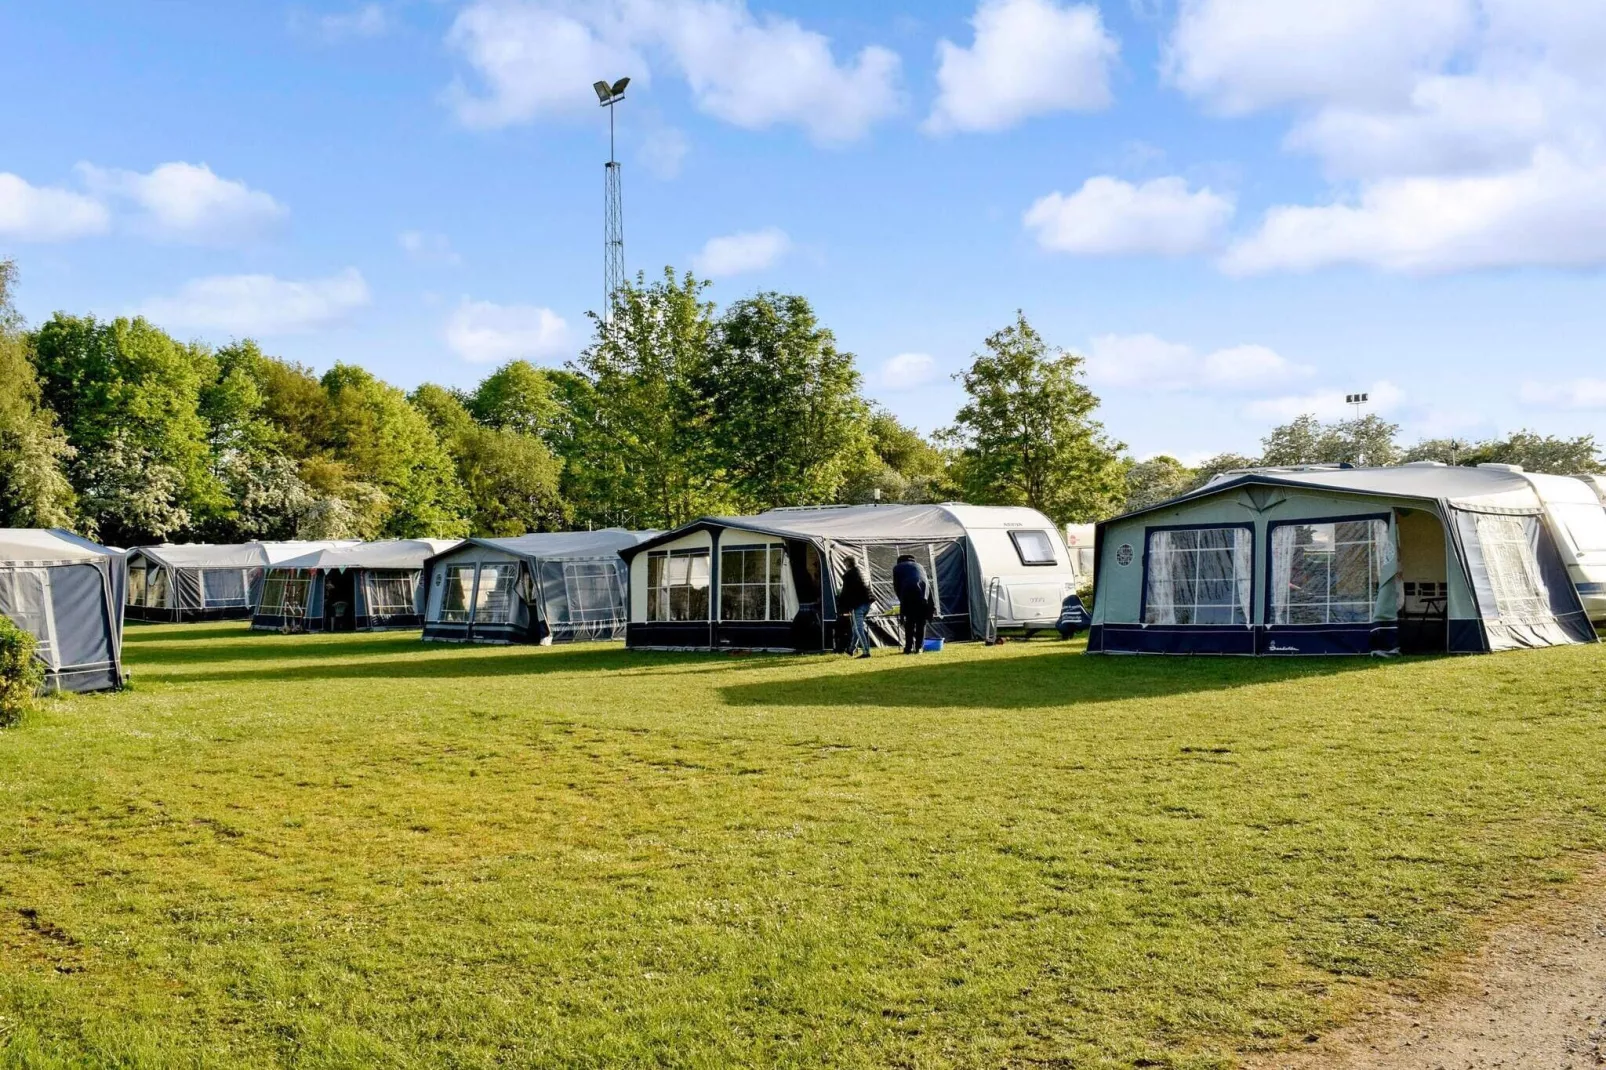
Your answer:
[600,80,626,328]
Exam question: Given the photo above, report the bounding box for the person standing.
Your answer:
[892,553,931,654]
[837,558,874,659]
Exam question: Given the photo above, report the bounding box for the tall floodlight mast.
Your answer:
[593,77,630,323]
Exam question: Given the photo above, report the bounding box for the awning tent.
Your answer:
[619,504,1076,651]
[0,529,126,692]
[251,540,459,633]
[1088,464,1598,656]
[422,529,654,644]
[124,542,351,622]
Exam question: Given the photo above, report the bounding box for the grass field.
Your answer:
[2,626,1605,1068]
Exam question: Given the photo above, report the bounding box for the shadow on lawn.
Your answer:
[719,647,1390,710]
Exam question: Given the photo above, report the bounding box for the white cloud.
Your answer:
[319,4,388,40]
[692,226,790,276]
[141,269,370,335]
[444,0,902,144]
[876,352,938,390]
[79,161,287,244]
[1520,379,1606,411]
[445,299,570,363]
[1221,151,1606,275]
[1243,380,1405,422]
[1024,176,1234,256]
[398,230,462,265]
[640,124,690,179]
[1086,333,1310,391]
[0,173,109,242]
[925,0,1118,134]
[1163,0,1472,115]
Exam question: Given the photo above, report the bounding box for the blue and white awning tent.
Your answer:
[1089,465,1599,656]
[251,539,460,634]
[0,528,126,692]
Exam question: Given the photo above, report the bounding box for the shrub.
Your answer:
[0,615,45,727]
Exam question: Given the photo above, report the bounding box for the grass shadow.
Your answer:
[719,647,1404,710]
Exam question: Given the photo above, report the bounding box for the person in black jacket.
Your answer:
[892,553,931,654]
[836,558,874,658]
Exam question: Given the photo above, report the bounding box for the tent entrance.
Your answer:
[324,570,356,632]
[1397,509,1449,654]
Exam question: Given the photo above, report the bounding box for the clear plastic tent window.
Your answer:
[1271,519,1389,625]
[127,566,147,607]
[0,568,57,668]
[365,570,417,617]
[440,565,475,622]
[1475,513,1551,619]
[1143,527,1252,626]
[148,567,171,609]
[647,550,710,622]
[474,565,519,624]
[719,545,786,621]
[560,561,621,623]
[260,573,310,616]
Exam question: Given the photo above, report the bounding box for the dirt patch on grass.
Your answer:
[1251,863,1606,1069]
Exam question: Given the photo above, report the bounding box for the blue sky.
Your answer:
[2,0,1603,462]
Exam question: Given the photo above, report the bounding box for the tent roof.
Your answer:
[1105,464,1545,526]
[621,503,1060,558]
[0,528,118,564]
[429,529,655,565]
[272,539,461,571]
[129,540,362,568]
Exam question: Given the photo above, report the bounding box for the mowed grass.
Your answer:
[2,627,1605,1069]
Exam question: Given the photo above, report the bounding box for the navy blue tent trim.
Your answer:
[1447,617,1489,653]
[1255,623,1396,656]
[1093,623,1257,655]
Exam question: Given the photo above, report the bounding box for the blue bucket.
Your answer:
[922,637,944,653]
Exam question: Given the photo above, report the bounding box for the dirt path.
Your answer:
[1250,868,1606,1070]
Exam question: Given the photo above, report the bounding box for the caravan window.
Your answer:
[719,545,786,621]
[474,565,519,623]
[1270,519,1389,625]
[1142,526,1252,625]
[1475,514,1550,619]
[201,568,249,608]
[1009,530,1059,567]
[647,550,710,622]
[439,565,476,622]
[366,570,417,617]
[1554,503,1606,553]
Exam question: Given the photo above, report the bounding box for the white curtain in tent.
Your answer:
[1473,513,1551,620]
[1270,519,1392,625]
[1143,528,1252,626]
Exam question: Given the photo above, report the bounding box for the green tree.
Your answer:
[1186,452,1260,491]
[1473,431,1603,474]
[573,268,731,528]
[0,261,76,528]
[1260,413,1400,468]
[467,360,560,439]
[941,312,1124,524]
[703,292,873,510]
[1123,455,1195,512]
[322,365,470,538]
[413,383,566,536]
[839,409,951,504]
[29,314,225,544]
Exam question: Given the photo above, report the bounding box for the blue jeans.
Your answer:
[850,606,871,655]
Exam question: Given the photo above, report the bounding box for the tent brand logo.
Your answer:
[1116,544,1134,567]
[1268,642,1299,653]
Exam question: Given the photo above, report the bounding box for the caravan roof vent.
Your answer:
[1477,463,1526,473]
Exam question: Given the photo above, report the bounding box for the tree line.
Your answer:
[0,261,1128,546]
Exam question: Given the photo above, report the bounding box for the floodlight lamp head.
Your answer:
[610,76,631,96]
[593,80,612,103]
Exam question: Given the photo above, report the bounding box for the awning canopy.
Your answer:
[273,539,461,572]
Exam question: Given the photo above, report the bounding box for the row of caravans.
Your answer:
[3,471,1602,693]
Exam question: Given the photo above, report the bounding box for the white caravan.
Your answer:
[1479,465,1606,624]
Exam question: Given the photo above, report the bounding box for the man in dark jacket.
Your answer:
[892,553,931,654]
[836,558,874,658]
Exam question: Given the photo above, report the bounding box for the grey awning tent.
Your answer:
[0,529,126,693]
[1088,464,1598,656]
[251,540,459,633]
[422,529,655,644]
[125,541,357,623]
[619,504,1076,651]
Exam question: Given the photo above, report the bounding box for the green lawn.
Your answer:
[2,626,1605,1068]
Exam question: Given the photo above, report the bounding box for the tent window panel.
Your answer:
[127,566,147,608]
[147,567,171,609]
[1143,527,1252,626]
[565,561,623,623]
[1009,529,1058,566]
[647,550,710,622]
[1271,519,1388,626]
[719,545,786,622]
[1475,514,1550,619]
[864,542,958,617]
[439,565,476,622]
[201,568,249,608]
[260,572,310,616]
[474,565,519,623]
[366,570,417,617]
[0,568,58,668]
[46,564,113,670]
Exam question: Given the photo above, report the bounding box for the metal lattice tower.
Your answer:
[595,77,629,323]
